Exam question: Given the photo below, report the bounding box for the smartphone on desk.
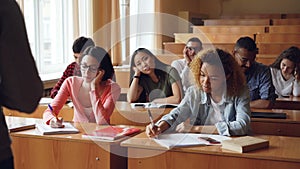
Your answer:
[199,137,220,144]
[134,103,145,108]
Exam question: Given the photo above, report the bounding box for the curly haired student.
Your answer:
[146,49,251,137]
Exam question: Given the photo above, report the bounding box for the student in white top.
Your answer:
[269,46,300,97]
[171,37,203,93]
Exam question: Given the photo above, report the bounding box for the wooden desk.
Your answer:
[251,108,300,136]
[3,104,74,121]
[121,133,300,169]
[273,96,300,110]
[111,102,300,137]
[111,102,172,126]
[7,116,143,169]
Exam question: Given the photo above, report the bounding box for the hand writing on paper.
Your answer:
[50,117,64,128]
[146,123,161,138]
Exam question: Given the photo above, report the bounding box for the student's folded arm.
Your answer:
[127,79,143,103]
[250,99,273,109]
[168,81,183,104]
[216,90,251,136]
[255,68,276,108]
[158,98,192,132]
[292,80,300,96]
[190,125,218,134]
[90,83,121,124]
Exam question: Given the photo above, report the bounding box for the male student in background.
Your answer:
[50,36,95,98]
[171,37,203,93]
[233,36,276,108]
[0,0,44,168]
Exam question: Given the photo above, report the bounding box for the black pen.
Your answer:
[147,109,158,139]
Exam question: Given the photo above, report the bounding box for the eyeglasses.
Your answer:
[80,64,99,73]
[185,46,199,51]
[234,52,255,65]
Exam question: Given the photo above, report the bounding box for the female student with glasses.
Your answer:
[43,46,121,126]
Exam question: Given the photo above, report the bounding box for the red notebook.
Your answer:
[83,126,141,141]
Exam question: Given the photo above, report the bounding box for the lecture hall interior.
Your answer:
[3,0,300,169]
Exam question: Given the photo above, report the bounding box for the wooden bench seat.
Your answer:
[192,25,267,34]
[156,53,184,65]
[272,18,300,25]
[203,19,271,26]
[220,13,282,19]
[268,25,300,33]
[163,42,185,54]
[257,43,300,55]
[256,33,300,43]
[174,33,255,44]
[256,54,277,65]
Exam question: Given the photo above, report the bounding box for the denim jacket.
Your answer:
[159,85,251,136]
[245,62,277,101]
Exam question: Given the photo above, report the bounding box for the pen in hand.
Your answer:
[147,109,158,139]
[48,104,58,120]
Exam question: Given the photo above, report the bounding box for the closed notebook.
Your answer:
[6,116,37,132]
[221,136,269,153]
[251,112,287,119]
[36,123,79,135]
[83,126,141,141]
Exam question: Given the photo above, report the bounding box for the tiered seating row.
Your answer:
[203,18,300,26]
[164,16,300,65]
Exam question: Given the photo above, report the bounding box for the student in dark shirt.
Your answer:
[0,1,43,168]
[127,48,183,104]
[50,36,95,98]
[233,36,276,108]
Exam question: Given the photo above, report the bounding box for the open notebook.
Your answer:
[153,133,231,150]
[36,123,79,135]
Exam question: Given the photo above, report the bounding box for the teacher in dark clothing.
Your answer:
[0,0,43,168]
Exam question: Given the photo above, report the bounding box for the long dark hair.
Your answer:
[80,46,114,81]
[129,48,168,85]
[270,46,300,73]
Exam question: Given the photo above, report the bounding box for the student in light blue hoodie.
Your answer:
[146,49,251,137]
